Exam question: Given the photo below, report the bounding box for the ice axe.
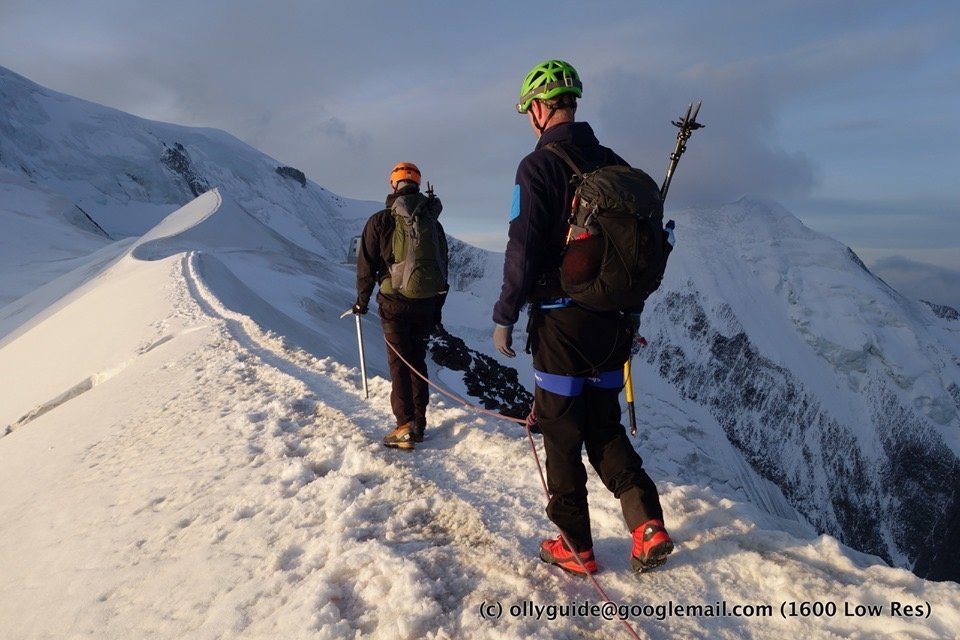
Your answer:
[625,103,704,437]
[340,307,369,399]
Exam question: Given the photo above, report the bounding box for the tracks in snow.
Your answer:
[179,250,591,637]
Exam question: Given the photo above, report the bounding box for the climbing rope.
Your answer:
[381,334,644,640]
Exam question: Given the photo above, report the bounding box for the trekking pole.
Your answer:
[660,100,705,201]
[340,307,369,399]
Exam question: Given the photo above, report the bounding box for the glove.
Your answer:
[493,324,516,358]
[352,302,368,315]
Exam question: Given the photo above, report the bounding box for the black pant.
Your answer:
[383,324,430,427]
[377,292,438,428]
[531,305,664,552]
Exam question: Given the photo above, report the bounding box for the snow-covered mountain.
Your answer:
[2,65,959,638]
[641,199,960,582]
[0,65,375,257]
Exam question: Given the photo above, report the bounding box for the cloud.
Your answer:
[870,256,960,312]
[587,65,817,208]
[789,196,960,251]
[0,0,957,252]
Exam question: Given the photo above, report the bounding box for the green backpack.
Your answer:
[382,191,448,299]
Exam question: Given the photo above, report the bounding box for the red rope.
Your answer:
[380,334,644,640]
[522,426,644,640]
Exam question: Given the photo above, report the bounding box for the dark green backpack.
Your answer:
[546,143,672,311]
[382,191,448,299]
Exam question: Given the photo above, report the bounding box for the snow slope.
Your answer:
[2,190,959,640]
[0,168,111,307]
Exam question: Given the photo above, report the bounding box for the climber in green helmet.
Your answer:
[493,59,674,577]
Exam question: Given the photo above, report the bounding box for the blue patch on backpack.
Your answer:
[510,184,521,221]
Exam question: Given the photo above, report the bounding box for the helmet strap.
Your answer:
[531,98,574,135]
[531,104,550,135]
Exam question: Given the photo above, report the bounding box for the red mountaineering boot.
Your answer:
[631,519,674,573]
[539,535,598,576]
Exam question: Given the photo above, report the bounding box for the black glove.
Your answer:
[352,302,368,315]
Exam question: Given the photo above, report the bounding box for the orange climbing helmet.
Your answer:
[389,162,421,188]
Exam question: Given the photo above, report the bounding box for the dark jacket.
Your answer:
[492,122,626,327]
[356,184,447,327]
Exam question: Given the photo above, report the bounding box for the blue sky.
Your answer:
[1,0,958,307]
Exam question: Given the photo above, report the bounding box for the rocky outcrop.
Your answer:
[429,326,532,420]
[276,166,307,187]
[161,142,209,197]
[923,300,960,321]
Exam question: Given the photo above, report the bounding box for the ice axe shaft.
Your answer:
[340,308,369,398]
[624,360,637,437]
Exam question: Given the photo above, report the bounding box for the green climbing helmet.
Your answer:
[516,59,583,113]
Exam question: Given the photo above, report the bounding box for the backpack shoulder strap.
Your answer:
[391,193,421,224]
[543,143,590,246]
[543,142,584,179]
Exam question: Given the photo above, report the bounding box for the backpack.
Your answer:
[546,143,672,312]
[383,190,448,299]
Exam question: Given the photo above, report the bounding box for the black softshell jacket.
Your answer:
[492,122,625,327]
